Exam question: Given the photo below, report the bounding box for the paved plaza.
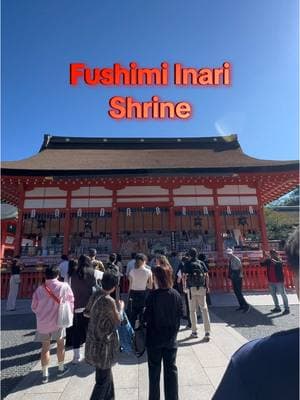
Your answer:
[2,292,299,400]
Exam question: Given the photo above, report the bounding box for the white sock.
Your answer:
[73,348,81,359]
[42,366,49,377]
[58,361,64,371]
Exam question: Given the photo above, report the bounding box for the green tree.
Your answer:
[264,207,297,240]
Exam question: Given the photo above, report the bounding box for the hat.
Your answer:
[226,248,234,255]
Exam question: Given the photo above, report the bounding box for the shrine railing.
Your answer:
[0,265,295,299]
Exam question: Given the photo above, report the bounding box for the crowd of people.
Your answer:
[5,229,299,400]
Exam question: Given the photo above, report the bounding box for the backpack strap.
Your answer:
[43,284,60,304]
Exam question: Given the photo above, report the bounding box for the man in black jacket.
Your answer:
[260,249,290,314]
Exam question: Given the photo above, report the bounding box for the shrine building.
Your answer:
[1,134,299,267]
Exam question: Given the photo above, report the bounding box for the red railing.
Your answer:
[1,265,295,299]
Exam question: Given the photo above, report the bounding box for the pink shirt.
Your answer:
[31,278,74,334]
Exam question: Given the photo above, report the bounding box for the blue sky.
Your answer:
[1,0,299,161]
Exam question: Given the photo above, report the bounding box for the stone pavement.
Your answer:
[3,292,299,400]
[5,318,247,400]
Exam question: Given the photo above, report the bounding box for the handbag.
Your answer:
[44,284,73,328]
[117,311,134,353]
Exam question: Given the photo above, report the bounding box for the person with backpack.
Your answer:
[144,264,183,400]
[183,248,211,340]
[31,265,74,383]
[70,254,96,363]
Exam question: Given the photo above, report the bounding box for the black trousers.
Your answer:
[147,346,178,400]
[126,290,147,328]
[72,312,89,349]
[231,278,248,308]
[184,293,191,325]
[90,368,115,400]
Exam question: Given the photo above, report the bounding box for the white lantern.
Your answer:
[203,207,208,215]
[249,206,254,215]
[227,206,231,215]
[100,208,105,217]
[77,208,82,217]
[54,209,60,218]
[155,207,160,215]
[182,207,187,216]
[30,209,36,218]
[126,208,131,216]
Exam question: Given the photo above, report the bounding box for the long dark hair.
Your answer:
[68,259,78,278]
[76,255,92,279]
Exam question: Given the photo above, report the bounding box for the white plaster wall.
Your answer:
[217,185,256,195]
[173,186,213,195]
[218,196,258,205]
[117,197,169,203]
[25,187,67,197]
[117,186,169,196]
[71,198,112,208]
[174,197,214,206]
[24,199,66,208]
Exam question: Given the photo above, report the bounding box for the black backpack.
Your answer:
[186,260,207,289]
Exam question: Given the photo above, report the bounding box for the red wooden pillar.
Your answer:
[111,190,118,252]
[212,188,223,262]
[257,187,269,252]
[63,189,72,255]
[14,183,25,256]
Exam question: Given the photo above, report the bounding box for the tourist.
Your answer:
[89,248,105,272]
[126,252,136,277]
[106,253,122,300]
[213,228,299,399]
[70,255,96,363]
[127,253,152,328]
[155,254,172,269]
[226,248,250,313]
[144,264,182,400]
[168,251,181,278]
[116,253,124,274]
[6,255,23,311]
[199,253,212,306]
[260,249,290,314]
[85,271,124,400]
[31,265,74,383]
[176,254,192,328]
[58,254,69,281]
[183,248,211,340]
[64,258,78,347]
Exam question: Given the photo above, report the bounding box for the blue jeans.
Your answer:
[269,282,289,310]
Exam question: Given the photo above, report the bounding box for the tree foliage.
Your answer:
[264,207,298,240]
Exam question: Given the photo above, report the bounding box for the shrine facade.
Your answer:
[1,134,299,266]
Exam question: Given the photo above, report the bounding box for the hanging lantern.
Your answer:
[77,208,82,217]
[100,208,105,217]
[182,206,187,216]
[155,207,161,215]
[54,209,60,218]
[203,206,208,215]
[249,206,254,214]
[30,209,36,218]
[227,206,231,215]
[126,208,131,216]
